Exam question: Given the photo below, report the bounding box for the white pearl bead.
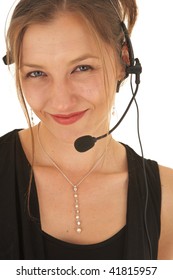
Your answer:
[76,228,82,233]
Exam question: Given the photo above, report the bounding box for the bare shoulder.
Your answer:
[158,165,173,260]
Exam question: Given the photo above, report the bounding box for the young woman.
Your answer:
[0,0,173,260]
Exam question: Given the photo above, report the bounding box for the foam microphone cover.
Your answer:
[74,135,97,152]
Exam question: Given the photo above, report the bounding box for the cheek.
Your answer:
[72,74,106,104]
[20,80,49,110]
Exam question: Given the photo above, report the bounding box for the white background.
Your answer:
[0,0,172,167]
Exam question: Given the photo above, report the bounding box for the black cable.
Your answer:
[130,75,153,260]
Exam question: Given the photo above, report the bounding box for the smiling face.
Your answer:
[19,12,121,142]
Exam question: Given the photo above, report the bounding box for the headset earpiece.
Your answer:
[2,55,8,65]
[116,21,142,92]
[2,53,13,65]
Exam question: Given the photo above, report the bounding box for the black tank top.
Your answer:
[42,226,126,260]
[0,130,161,259]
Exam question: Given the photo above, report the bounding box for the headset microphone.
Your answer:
[74,22,142,153]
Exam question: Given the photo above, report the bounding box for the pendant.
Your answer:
[73,185,82,233]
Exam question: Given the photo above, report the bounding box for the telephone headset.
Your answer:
[2,0,152,259]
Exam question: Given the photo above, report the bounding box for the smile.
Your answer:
[50,110,88,125]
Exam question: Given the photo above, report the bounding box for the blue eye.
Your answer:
[73,65,93,73]
[27,71,46,78]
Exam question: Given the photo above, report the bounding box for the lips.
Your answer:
[50,110,88,125]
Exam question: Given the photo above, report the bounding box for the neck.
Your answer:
[34,122,113,173]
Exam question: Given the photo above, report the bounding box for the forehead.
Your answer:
[21,13,102,63]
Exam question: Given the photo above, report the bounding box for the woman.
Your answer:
[0,0,173,260]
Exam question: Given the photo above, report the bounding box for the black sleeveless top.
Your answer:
[42,226,126,260]
[0,130,161,259]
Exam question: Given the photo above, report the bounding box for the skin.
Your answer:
[18,12,173,258]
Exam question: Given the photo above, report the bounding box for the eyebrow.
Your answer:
[69,54,100,64]
[21,54,100,69]
[20,63,45,69]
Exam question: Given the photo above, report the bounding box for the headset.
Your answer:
[2,1,152,259]
[2,55,9,65]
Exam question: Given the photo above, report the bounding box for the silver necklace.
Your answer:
[37,124,107,234]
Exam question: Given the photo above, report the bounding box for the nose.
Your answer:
[49,77,77,112]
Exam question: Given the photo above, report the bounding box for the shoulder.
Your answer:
[124,143,161,185]
[158,165,173,259]
[159,165,173,184]
[0,129,18,152]
[0,129,21,145]
[0,129,22,172]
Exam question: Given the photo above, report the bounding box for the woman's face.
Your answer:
[20,12,121,142]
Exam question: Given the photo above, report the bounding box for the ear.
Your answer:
[121,43,130,66]
[116,43,130,92]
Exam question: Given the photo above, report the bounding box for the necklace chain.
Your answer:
[37,124,107,233]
